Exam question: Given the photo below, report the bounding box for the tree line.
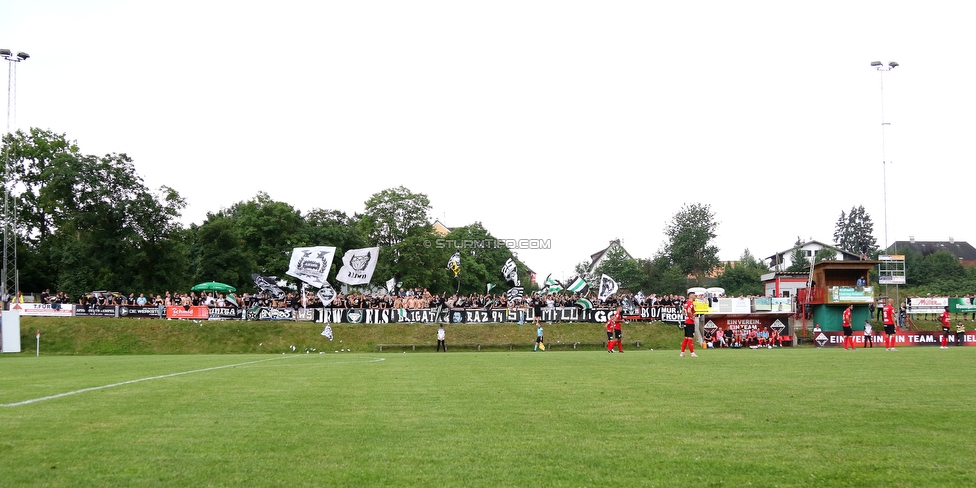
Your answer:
[5,129,971,300]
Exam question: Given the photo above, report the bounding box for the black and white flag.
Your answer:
[505,286,524,302]
[597,274,619,301]
[321,324,334,341]
[501,258,520,287]
[286,246,336,288]
[316,282,338,305]
[336,247,380,285]
[252,274,286,300]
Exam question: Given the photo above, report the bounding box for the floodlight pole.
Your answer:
[2,49,29,308]
[870,60,898,253]
[871,60,898,303]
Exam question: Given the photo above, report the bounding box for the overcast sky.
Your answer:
[3,1,973,281]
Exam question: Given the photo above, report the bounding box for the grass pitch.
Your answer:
[2,347,975,487]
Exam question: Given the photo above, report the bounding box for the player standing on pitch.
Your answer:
[613,305,624,353]
[940,306,951,349]
[842,304,854,350]
[680,293,698,357]
[883,298,897,351]
[606,313,616,353]
[535,324,545,351]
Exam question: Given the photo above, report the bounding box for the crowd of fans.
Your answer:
[29,287,698,311]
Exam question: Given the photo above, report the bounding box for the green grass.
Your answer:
[3,348,975,487]
[15,316,685,354]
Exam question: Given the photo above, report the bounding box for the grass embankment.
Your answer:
[14,316,684,355]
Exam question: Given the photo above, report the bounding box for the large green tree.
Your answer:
[660,203,720,284]
[715,249,769,296]
[3,129,187,297]
[833,205,878,255]
[359,186,431,247]
[358,187,442,292]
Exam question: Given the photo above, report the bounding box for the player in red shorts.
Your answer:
[883,298,897,350]
[842,304,854,350]
[680,293,698,357]
[940,306,951,349]
[606,313,616,353]
[613,305,624,353]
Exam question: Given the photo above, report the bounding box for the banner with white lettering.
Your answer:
[812,330,976,347]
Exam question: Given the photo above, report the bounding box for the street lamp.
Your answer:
[870,60,898,253]
[2,48,28,306]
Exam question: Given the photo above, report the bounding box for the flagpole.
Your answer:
[35,329,39,357]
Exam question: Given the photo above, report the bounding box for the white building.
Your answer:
[764,240,860,272]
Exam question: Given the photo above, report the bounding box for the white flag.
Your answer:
[386,277,397,295]
[336,247,380,285]
[321,325,334,341]
[286,246,336,288]
[598,274,619,301]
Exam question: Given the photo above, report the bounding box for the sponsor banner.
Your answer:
[119,306,164,318]
[712,298,752,314]
[812,330,976,347]
[166,306,209,320]
[17,303,74,317]
[879,275,906,285]
[908,297,949,315]
[949,298,976,314]
[75,305,118,317]
[827,286,874,303]
[209,307,243,320]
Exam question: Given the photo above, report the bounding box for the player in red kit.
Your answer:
[883,298,897,350]
[940,306,951,349]
[613,305,624,352]
[842,304,854,350]
[606,313,616,353]
[680,293,698,357]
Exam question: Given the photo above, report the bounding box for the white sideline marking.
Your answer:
[2,355,387,408]
[2,356,300,408]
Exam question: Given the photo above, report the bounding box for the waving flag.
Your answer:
[316,282,337,305]
[336,247,380,285]
[286,246,336,288]
[321,324,334,341]
[544,274,563,294]
[501,258,520,287]
[448,251,461,277]
[576,298,593,309]
[487,283,495,294]
[252,274,286,300]
[597,274,619,301]
[505,286,524,302]
[566,276,589,294]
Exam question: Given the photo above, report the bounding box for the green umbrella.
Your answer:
[191,281,237,293]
